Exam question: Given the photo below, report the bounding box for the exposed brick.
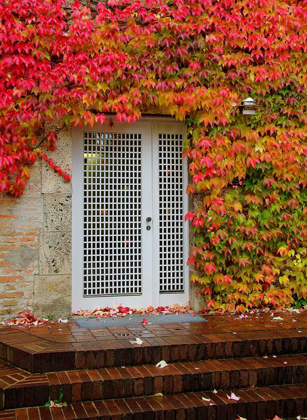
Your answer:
[3,285,16,291]
[2,300,18,307]
[0,292,24,299]
[0,261,11,267]
[0,309,13,315]
[0,221,13,228]
[0,276,24,283]
[2,269,19,275]
[0,231,23,236]
[0,245,21,251]
[24,268,35,274]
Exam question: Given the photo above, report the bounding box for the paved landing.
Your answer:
[74,313,207,328]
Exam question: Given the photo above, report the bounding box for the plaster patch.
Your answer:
[6,246,37,270]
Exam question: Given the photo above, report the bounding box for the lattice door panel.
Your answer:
[159,133,184,293]
[83,132,142,296]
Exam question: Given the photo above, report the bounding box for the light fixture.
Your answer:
[241,97,256,115]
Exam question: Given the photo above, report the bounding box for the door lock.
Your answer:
[146,217,152,223]
[146,225,151,231]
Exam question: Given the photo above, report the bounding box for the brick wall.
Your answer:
[0,163,43,318]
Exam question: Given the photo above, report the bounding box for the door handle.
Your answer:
[146,217,152,223]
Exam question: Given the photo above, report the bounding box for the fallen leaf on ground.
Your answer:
[227,392,240,401]
[202,397,211,402]
[58,318,68,323]
[156,360,168,368]
[213,389,217,394]
[154,393,163,397]
[273,316,283,320]
[73,304,194,319]
[130,337,143,345]
[6,311,49,326]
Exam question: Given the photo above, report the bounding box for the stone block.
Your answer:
[189,280,205,312]
[42,125,72,194]
[39,232,71,275]
[33,275,71,318]
[2,299,18,307]
[43,194,72,232]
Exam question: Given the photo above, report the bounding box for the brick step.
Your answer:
[2,354,307,409]
[1,385,307,419]
[1,325,306,373]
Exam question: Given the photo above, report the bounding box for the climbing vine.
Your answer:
[1,0,307,311]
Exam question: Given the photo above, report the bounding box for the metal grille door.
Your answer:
[158,133,184,293]
[83,132,142,296]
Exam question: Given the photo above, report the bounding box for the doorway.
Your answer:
[72,120,188,311]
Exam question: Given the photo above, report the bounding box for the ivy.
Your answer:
[1,0,307,310]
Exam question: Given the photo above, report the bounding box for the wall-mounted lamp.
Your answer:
[240,97,256,115]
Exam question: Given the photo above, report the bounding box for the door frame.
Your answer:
[71,118,189,312]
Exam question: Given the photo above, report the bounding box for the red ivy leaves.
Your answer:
[1,0,305,194]
[1,0,307,311]
[39,152,71,181]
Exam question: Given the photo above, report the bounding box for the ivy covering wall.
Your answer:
[1,0,307,311]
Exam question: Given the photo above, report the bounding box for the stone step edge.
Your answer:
[1,330,306,373]
[2,384,307,419]
[2,354,307,409]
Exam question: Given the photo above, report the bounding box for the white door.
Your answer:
[72,121,188,311]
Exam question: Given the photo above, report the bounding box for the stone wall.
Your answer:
[0,125,73,320]
[33,125,72,319]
